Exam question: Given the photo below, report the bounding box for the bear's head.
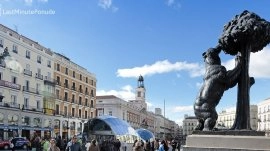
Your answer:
[202,47,221,65]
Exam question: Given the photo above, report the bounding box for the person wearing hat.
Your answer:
[88,139,99,151]
[48,138,60,151]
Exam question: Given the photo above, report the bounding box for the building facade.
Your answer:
[0,24,55,139]
[217,105,258,130]
[96,76,178,140]
[258,98,270,136]
[0,23,97,140]
[53,53,97,139]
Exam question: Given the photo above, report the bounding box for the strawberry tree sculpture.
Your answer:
[218,10,270,130]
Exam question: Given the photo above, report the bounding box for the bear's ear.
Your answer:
[202,52,206,57]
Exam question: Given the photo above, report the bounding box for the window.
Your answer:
[64,106,67,116]
[85,111,87,119]
[37,56,41,63]
[137,92,141,97]
[65,68,68,75]
[11,95,17,104]
[79,109,81,118]
[56,89,60,99]
[25,80,29,90]
[91,112,93,118]
[24,98,29,108]
[12,76,17,84]
[47,60,51,68]
[12,45,18,53]
[55,104,60,114]
[85,98,88,106]
[90,100,94,108]
[80,74,82,80]
[109,111,112,116]
[0,39,3,47]
[73,71,75,78]
[37,100,40,109]
[26,50,30,59]
[72,94,75,103]
[79,97,82,105]
[64,92,68,101]
[72,108,75,117]
[36,83,40,93]
[56,76,60,85]
[86,77,88,83]
[37,68,41,75]
[56,64,60,71]
[0,72,2,80]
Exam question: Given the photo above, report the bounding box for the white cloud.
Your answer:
[98,0,112,9]
[223,46,270,79]
[96,85,135,101]
[175,118,184,126]
[172,105,193,113]
[117,60,203,78]
[24,0,33,5]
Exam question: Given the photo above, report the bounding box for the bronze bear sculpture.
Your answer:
[194,46,242,131]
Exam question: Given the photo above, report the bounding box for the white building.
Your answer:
[182,114,197,136]
[96,76,178,140]
[217,105,258,130]
[0,24,55,139]
[258,98,270,136]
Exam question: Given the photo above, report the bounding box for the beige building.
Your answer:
[258,98,270,136]
[217,105,258,130]
[53,53,97,139]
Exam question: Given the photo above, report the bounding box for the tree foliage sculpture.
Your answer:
[218,10,270,130]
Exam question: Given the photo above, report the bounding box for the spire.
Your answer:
[138,75,144,88]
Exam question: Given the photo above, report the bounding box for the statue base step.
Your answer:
[183,134,270,151]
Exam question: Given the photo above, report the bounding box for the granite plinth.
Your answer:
[183,134,270,151]
[192,130,265,136]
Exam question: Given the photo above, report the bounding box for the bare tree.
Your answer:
[218,10,270,130]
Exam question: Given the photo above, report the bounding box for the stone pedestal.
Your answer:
[183,132,270,151]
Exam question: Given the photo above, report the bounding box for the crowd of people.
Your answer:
[132,139,180,151]
[27,133,180,151]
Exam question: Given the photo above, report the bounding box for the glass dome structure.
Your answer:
[84,115,139,143]
[136,128,155,141]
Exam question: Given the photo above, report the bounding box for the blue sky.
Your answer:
[1,0,270,125]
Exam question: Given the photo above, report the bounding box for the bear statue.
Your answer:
[194,46,242,131]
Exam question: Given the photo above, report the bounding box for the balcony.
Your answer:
[35,73,43,80]
[23,69,32,76]
[56,95,62,100]
[0,79,21,90]
[23,86,40,95]
[64,83,69,89]
[44,76,55,85]
[55,80,61,86]
[71,86,77,91]
[0,101,20,109]
[22,105,42,112]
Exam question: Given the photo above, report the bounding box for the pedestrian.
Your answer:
[48,138,60,151]
[43,138,50,151]
[133,141,143,151]
[65,136,82,151]
[88,139,99,151]
[85,140,91,151]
